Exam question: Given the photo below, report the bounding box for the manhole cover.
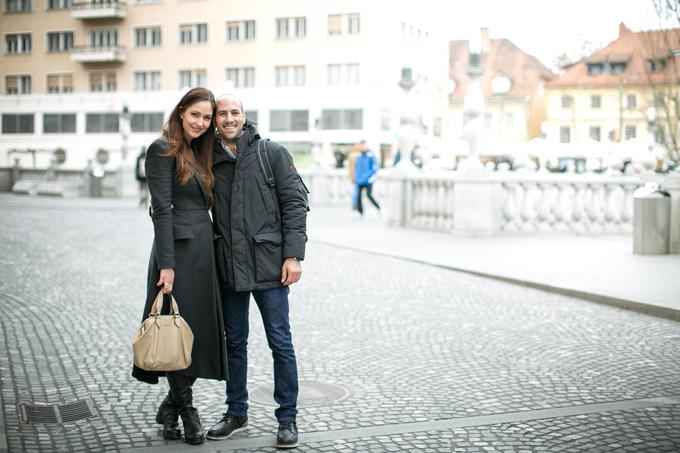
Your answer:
[250,381,349,407]
[18,398,99,424]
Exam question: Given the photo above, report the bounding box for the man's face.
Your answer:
[215,97,245,142]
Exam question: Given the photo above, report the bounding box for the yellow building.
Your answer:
[544,23,680,169]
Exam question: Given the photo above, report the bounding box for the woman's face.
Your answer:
[179,100,213,143]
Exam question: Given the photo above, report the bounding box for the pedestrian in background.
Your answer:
[354,140,381,216]
[132,87,228,446]
[347,143,361,211]
[208,94,308,449]
[135,147,148,207]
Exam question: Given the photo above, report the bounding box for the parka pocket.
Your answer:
[173,223,195,240]
[252,231,283,283]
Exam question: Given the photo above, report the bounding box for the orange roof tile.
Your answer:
[548,24,680,88]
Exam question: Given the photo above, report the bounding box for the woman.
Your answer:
[132,87,228,446]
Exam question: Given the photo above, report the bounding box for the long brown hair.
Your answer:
[162,87,216,206]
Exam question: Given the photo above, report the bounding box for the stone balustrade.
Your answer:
[300,168,652,235]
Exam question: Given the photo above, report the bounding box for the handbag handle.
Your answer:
[149,290,181,317]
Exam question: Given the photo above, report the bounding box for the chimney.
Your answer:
[619,22,631,38]
[480,27,490,54]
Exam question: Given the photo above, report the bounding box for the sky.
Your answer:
[438,0,670,68]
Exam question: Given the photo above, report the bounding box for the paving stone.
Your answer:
[0,198,679,452]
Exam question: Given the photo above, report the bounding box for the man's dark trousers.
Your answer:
[219,284,298,422]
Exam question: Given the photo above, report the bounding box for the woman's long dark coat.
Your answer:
[132,138,228,384]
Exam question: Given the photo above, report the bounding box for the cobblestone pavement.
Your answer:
[0,196,679,452]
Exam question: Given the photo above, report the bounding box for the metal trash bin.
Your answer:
[633,184,671,254]
[88,167,105,198]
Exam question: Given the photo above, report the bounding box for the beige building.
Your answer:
[0,0,450,169]
[448,28,554,164]
[544,23,680,169]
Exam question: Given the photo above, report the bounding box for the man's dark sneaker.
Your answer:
[276,421,298,449]
[206,415,248,440]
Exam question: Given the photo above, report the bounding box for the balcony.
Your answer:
[71,46,125,63]
[71,1,127,20]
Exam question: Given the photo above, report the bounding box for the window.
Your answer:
[328,13,360,35]
[46,0,72,9]
[380,110,391,131]
[47,31,74,52]
[180,23,207,45]
[133,71,161,91]
[591,95,601,109]
[225,21,255,42]
[134,0,160,3]
[226,22,239,41]
[178,69,207,89]
[246,110,257,124]
[276,17,306,39]
[610,62,626,74]
[2,113,33,133]
[504,112,515,128]
[648,58,667,73]
[5,33,31,54]
[560,126,570,143]
[326,63,359,85]
[433,117,442,137]
[274,66,305,87]
[47,73,73,93]
[89,29,118,47]
[89,71,116,92]
[86,113,119,133]
[654,92,665,107]
[625,125,636,140]
[43,113,76,133]
[270,110,308,131]
[626,94,636,109]
[587,63,604,75]
[131,112,163,132]
[320,109,363,129]
[347,13,360,34]
[328,15,341,35]
[225,67,254,88]
[561,95,572,108]
[5,0,31,12]
[5,75,31,94]
[589,125,601,142]
[135,26,161,48]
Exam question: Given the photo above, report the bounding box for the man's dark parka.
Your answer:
[212,122,308,292]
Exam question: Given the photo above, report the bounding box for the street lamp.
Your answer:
[120,102,131,161]
[396,66,418,171]
[459,42,485,170]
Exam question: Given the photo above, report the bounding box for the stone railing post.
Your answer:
[453,169,504,234]
[662,173,680,253]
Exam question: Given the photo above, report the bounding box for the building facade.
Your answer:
[544,23,680,168]
[0,0,450,170]
[448,28,554,164]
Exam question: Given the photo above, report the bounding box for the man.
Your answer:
[354,140,381,216]
[208,94,307,449]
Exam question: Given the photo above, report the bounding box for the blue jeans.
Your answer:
[220,285,298,422]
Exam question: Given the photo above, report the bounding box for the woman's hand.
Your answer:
[157,268,175,294]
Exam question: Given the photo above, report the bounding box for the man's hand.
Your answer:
[281,258,302,286]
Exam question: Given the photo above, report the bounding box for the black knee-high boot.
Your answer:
[166,374,205,445]
[155,390,181,440]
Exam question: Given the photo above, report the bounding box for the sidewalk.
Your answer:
[307,206,680,322]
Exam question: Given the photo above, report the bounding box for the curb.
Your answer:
[311,239,680,323]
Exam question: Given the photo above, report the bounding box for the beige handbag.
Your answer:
[132,290,194,372]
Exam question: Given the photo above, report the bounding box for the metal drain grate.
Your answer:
[251,380,350,407]
[18,398,99,424]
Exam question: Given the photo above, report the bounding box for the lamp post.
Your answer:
[120,102,131,161]
[459,42,485,171]
[395,66,418,171]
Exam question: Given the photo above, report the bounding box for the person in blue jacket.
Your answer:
[354,140,381,216]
